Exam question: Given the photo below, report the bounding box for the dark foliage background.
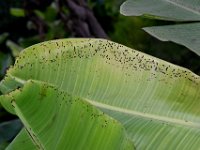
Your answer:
[0,0,200,148]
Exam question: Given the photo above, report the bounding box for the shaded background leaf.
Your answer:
[6,40,22,58]
[120,0,200,56]
[143,23,200,56]
[120,0,200,21]
[0,119,22,150]
[10,8,25,18]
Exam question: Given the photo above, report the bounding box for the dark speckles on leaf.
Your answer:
[11,99,15,108]
[39,85,48,101]
[9,39,199,96]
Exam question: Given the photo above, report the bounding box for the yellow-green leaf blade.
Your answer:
[0,80,133,150]
[1,39,200,149]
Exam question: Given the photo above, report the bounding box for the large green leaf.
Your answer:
[0,80,133,150]
[120,0,200,56]
[1,39,200,149]
[120,0,200,21]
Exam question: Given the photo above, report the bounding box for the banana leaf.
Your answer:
[120,0,200,56]
[1,80,133,150]
[0,39,200,149]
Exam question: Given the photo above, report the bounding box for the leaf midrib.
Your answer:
[4,75,200,129]
[85,99,200,129]
[12,101,45,150]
